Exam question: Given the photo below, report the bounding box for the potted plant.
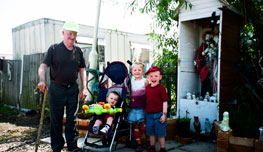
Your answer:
[178,117,191,138]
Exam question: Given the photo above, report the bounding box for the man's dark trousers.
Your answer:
[49,82,79,152]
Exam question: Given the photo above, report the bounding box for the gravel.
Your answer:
[0,112,68,152]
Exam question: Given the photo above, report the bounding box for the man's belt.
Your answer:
[51,80,76,88]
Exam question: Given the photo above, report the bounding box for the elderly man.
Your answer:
[38,21,87,152]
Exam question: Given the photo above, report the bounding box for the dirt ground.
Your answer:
[0,111,68,152]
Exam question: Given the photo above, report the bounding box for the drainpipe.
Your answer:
[0,71,3,101]
[86,0,101,103]
[18,55,24,110]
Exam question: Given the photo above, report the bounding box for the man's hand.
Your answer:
[79,88,88,101]
[37,81,47,93]
[38,63,48,93]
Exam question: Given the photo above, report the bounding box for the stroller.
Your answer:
[82,61,130,152]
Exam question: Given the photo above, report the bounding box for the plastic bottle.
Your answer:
[205,118,211,135]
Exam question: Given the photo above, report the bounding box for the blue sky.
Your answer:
[0,0,151,56]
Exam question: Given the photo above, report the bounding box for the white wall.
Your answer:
[180,99,219,132]
[179,0,223,22]
[178,21,201,100]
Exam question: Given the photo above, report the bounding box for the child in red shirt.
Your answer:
[145,66,169,152]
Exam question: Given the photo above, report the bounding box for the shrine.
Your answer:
[176,0,242,132]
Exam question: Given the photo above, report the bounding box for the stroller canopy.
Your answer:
[97,61,129,103]
[99,61,128,85]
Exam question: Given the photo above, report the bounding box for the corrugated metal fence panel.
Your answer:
[20,53,45,110]
[0,60,21,106]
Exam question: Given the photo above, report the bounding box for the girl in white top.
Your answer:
[127,62,148,152]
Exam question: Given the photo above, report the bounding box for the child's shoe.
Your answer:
[100,124,110,134]
[136,144,143,152]
[145,140,151,149]
[148,145,156,152]
[159,148,167,152]
[92,126,99,134]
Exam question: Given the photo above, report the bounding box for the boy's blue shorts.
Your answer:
[145,112,167,137]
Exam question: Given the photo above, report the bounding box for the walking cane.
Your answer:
[35,87,48,152]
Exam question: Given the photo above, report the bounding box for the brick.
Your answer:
[175,135,192,144]
[229,136,254,152]
[214,121,221,138]
[217,147,228,152]
[218,129,233,140]
[166,118,178,140]
[217,139,228,152]
[255,140,263,152]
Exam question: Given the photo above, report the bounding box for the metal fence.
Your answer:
[1,56,178,115]
[156,63,178,117]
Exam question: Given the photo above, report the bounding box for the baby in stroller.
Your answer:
[92,91,120,134]
[82,61,129,151]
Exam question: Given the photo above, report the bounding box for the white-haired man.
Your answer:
[38,21,87,152]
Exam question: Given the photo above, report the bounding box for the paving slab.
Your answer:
[41,136,216,152]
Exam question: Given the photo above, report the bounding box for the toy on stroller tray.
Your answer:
[82,102,123,115]
[81,61,129,152]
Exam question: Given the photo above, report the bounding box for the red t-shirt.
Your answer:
[145,84,169,113]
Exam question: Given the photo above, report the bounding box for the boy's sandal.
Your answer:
[147,146,156,152]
